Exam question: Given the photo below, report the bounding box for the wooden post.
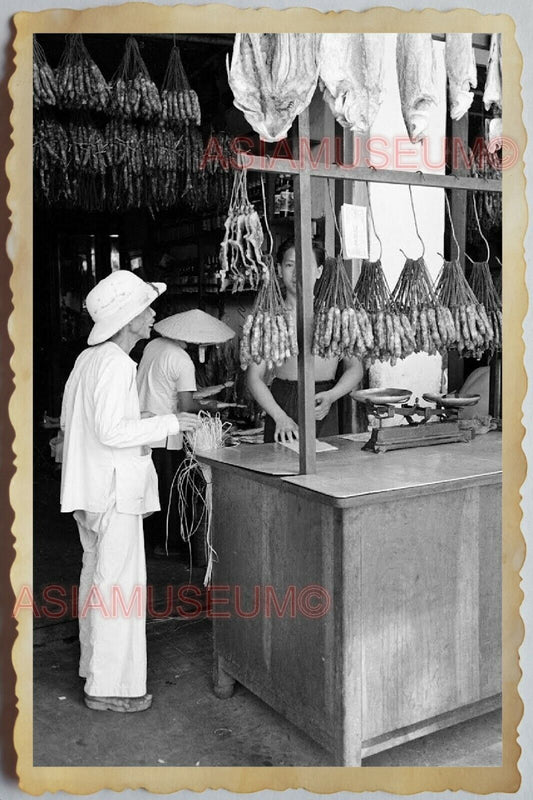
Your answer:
[448,114,469,392]
[294,108,316,474]
[323,109,336,256]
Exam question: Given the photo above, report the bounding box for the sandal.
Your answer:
[84,693,153,713]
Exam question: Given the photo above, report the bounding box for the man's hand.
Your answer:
[274,413,299,443]
[176,412,200,432]
[140,411,155,419]
[314,390,334,420]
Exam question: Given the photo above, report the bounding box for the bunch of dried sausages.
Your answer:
[312,255,374,360]
[353,259,417,365]
[239,257,298,370]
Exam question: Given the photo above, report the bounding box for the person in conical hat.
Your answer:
[60,270,200,712]
[137,309,235,557]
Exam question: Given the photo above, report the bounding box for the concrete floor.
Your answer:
[33,452,502,767]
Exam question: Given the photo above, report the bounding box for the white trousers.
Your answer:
[75,508,147,697]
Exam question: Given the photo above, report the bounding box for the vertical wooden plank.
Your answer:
[341,130,367,433]
[448,114,469,392]
[342,128,355,284]
[489,355,502,418]
[323,106,336,256]
[333,507,362,765]
[294,108,316,474]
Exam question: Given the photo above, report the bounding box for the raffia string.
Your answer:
[167,412,232,585]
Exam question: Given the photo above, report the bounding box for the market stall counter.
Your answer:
[198,432,502,766]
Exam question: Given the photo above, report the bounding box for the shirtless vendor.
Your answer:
[247,238,363,443]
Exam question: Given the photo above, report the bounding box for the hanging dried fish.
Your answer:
[483,33,502,113]
[318,34,385,132]
[445,34,477,121]
[396,33,438,143]
[227,34,319,142]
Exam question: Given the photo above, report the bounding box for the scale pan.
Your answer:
[423,392,481,408]
[352,387,412,406]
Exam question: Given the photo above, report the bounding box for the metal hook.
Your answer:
[443,190,461,263]
[327,179,342,242]
[408,185,426,259]
[471,191,491,263]
[365,181,383,262]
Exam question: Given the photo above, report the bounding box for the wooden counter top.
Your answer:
[198,431,502,507]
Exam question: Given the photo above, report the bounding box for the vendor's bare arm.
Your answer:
[247,361,298,441]
[314,356,363,420]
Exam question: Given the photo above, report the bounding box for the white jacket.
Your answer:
[60,342,181,515]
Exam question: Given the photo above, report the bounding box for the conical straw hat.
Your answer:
[154,309,235,345]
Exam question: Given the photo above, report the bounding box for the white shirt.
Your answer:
[60,342,181,515]
[137,338,197,450]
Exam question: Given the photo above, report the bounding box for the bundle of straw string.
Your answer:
[170,412,232,585]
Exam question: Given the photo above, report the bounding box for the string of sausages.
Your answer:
[467,260,502,354]
[161,44,201,126]
[312,255,374,359]
[239,256,298,370]
[435,258,495,359]
[55,34,110,113]
[391,256,455,357]
[33,38,58,109]
[353,259,416,365]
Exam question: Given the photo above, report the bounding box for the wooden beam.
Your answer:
[237,153,501,192]
[294,108,316,475]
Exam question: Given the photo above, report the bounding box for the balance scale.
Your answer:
[352,388,481,454]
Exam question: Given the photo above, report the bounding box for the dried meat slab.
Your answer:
[227,33,319,143]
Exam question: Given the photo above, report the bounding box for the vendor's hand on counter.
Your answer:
[274,413,299,443]
[141,411,155,419]
[175,412,201,432]
[314,390,333,420]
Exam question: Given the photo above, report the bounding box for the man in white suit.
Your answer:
[60,270,198,713]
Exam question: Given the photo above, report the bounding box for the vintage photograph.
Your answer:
[11,11,521,789]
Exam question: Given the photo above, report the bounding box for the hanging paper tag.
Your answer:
[340,204,368,260]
